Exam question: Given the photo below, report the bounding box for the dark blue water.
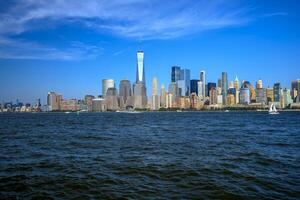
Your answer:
[0,112,299,199]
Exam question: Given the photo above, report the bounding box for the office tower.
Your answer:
[92,98,106,112]
[84,95,95,111]
[273,82,281,102]
[119,79,133,109]
[160,85,166,108]
[190,79,199,95]
[177,69,190,96]
[207,82,217,97]
[218,78,222,88]
[102,79,115,97]
[229,81,234,89]
[166,93,173,108]
[171,66,181,82]
[227,94,235,105]
[221,72,228,105]
[197,81,204,100]
[234,76,240,91]
[266,87,274,103]
[60,99,78,111]
[106,88,119,110]
[256,88,266,104]
[47,92,62,111]
[256,79,263,89]
[209,87,218,105]
[239,88,250,104]
[151,77,159,110]
[171,66,190,96]
[242,81,256,103]
[136,51,145,84]
[200,71,206,98]
[190,93,198,109]
[282,88,293,108]
[291,80,300,103]
[133,51,147,109]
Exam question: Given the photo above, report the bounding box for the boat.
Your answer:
[224,110,229,112]
[269,103,279,115]
[176,110,182,112]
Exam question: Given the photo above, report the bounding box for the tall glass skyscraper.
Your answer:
[133,51,147,109]
[136,51,145,84]
[171,66,181,83]
[171,66,190,96]
[200,71,206,98]
[221,72,228,105]
[273,82,281,102]
[190,79,199,95]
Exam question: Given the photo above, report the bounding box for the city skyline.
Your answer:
[0,1,300,104]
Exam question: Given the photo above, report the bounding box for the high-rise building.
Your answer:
[207,82,217,97]
[282,88,293,108]
[136,51,145,84]
[242,81,256,103]
[234,76,239,91]
[102,79,114,97]
[197,81,204,100]
[160,85,166,108]
[221,72,228,105]
[171,66,181,83]
[151,77,159,110]
[266,87,274,103]
[200,71,206,98]
[256,79,263,89]
[133,51,147,109]
[177,69,190,96]
[291,80,300,103]
[92,98,106,112]
[190,79,199,95]
[227,94,235,105]
[273,82,281,102]
[106,88,119,110]
[209,87,218,105]
[47,92,62,111]
[84,95,95,111]
[256,88,266,104]
[239,88,250,104]
[119,80,133,109]
[171,66,190,97]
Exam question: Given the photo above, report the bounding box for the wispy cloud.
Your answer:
[0,37,103,60]
[0,0,287,59]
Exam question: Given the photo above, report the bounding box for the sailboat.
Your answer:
[269,103,279,115]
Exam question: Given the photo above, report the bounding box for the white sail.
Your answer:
[273,104,277,112]
[269,103,273,112]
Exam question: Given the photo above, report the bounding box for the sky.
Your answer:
[0,0,300,104]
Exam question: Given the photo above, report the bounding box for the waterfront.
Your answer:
[0,112,299,199]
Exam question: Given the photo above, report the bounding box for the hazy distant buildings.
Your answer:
[92,98,106,112]
[47,92,62,111]
[60,99,78,111]
[291,80,300,103]
[102,79,115,97]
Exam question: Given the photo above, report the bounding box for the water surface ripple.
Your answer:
[0,112,299,199]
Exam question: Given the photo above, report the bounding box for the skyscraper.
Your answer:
[160,85,166,108]
[119,79,133,109]
[47,92,62,111]
[291,80,300,103]
[256,79,263,89]
[234,76,239,91]
[200,71,206,98]
[136,51,145,84]
[190,79,199,95]
[207,82,217,97]
[102,79,114,97]
[273,82,281,102]
[221,72,228,105]
[171,66,181,83]
[133,51,147,109]
[151,77,159,110]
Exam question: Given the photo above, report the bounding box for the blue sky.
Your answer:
[0,0,299,104]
